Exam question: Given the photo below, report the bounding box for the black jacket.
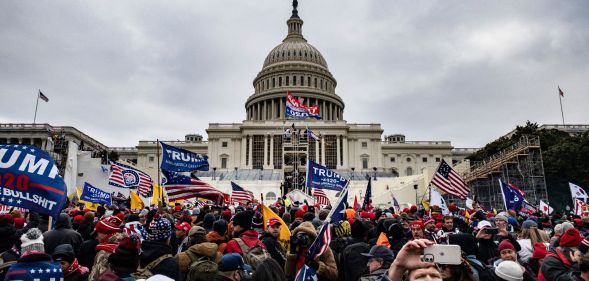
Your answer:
[140,240,180,280]
[260,232,286,268]
[541,249,576,281]
[76,221,94,241]
[43,214,83,255]
[77,238,98,270]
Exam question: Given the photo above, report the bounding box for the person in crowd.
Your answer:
[124,214,148,241]
[5,228,64,281]
[176,226,221,280]
[77,212,95,241]
[225,211,265,256]
[138,214,179,280]
[377,239,442,281]
[207,220,228,254]
[52,244,89,281]
[576,252,589,281]
[359,245,395,281]
[96,235,141,281]
[442,216,455,233]
[540,227,583,281]
[410,220,425,240]
[175,222,192,254]
[517,221,549,265]
[260,218,287,268]
[495,260,525,281]
[88,216,126,281]
[43,213,83,255]
[0,214,19,263]
[214,253,252,281]
[187,225,208,247]
[284,221,337,281]
[252,258,285,281]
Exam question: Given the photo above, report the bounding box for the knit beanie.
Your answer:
[410,220,424,230]
[495,260,523,281]
[521,220,537,230]
[95,216,123,234]
[20,228,44,256]
[294,209,306,220]
[318,209,329,221]
[579,238,589,254]
[303,212,315,222]
[109,235,141,275]
[148,214,172,241]
[213,219,228,235]
[532,242,548,260]
[498,239,516,252]
[334,221,351,237]
[560,227,583,248]
[495,214,508,223]
[252,213,264,229]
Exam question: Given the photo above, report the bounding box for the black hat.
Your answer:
[303,212,315,222]
[52,244,75,263]
[213,219,229,235]
[232,211,253,230]
[361,245,395,262]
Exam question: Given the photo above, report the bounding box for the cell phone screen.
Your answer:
[485,228,499,235]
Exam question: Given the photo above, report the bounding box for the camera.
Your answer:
[291,232,310,246]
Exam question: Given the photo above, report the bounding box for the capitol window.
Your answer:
[406,157,411,162]
[390,157,395,162]
[286,76,289,86]
[221,157,227,169]
[361,142,367,148]
[279,77,282,86]
[362,158,369,169]
[422,157,427,163]
[406,167,413,176]
[436,157,441,162]
[222,141,228,148]
[149,156,154,162]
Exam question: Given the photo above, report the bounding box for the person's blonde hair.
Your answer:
[519,226,549,244]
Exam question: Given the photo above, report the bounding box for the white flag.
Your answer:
[430,187,449,215]
[570,182,588,200]
[575,199,586,216]
[539,200,553,215]
[465,198,474,209]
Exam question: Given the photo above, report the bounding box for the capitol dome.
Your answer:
[245,6,344,121]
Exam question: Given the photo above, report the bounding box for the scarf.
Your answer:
[295,247,308,272]
[64,258,89,277]
[96,243,118,253]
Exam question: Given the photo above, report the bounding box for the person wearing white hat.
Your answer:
[494,260,523,281]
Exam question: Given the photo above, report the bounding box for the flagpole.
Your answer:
[558,86,565,125]
[33,90,40,124]
[157,139,162,206]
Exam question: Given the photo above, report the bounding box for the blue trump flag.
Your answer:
[306,160,348,191]
[327,187,348,223]
[160,142,209,172]
[81,182,112,205]
[0,144,67,218]
[499,180,524,211]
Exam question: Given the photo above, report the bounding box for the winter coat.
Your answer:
[225,230,265,255]
[285,222,338,281]
[261,231,287,268]
[0,223,17,253]
[88,233,125,281]
[176,242,221,276]
[477,238,499,265]
[539,248,576,281]
[77,238,99,270]
[139,240,180,281]
[43,214,83,255]
[206,231,227,254]
[5,253,63,281]
[518,239,534,264]
[77,221,95,241]
[360,268,389,281]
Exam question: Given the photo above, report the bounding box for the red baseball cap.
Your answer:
[175,222,191,232]
[267,218,282,227]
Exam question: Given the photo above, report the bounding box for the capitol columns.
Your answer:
[321,137,326,165]
[263,134,268,169]
[342,136,348,169]
[241,136,247,168]
[336,135,342,169]
[269,135,274,168]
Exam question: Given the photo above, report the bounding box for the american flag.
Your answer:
[431,160,469,199]
[295,265,318,281]
[305,127,321,141]
[307,222,332,260]
[313,188,330,206]
[362,178,373,211]
[231,182,253,203]
[109,161,153,197]
[38,90,49,102]
[163,171,224,202]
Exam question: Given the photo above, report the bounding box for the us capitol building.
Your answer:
[0,4,478,206]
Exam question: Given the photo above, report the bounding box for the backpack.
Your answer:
[465,256,495,281]
[341,242,371,281]
[132,254,173,279]
[185,251,218,281]
[234,238,271,270]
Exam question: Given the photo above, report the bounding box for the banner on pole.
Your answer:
[306,160,348,191]
[160,142,209,172]
[80,182,112,205]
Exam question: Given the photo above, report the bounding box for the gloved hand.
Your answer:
[306,258,319,271]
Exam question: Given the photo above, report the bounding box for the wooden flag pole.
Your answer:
[156,139,163,206]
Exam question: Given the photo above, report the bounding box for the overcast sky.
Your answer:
[1,1,588,148]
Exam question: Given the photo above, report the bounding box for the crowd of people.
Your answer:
[1,198,589,281]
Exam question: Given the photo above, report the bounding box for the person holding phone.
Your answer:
[376,239,442,281]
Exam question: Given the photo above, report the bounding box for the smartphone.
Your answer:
[484,228,499,235]
[423,245,462,265]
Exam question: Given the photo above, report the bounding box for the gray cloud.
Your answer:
[1,0,588,148]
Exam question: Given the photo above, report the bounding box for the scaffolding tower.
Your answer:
[464,136,548,210]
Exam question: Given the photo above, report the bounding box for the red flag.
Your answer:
[353,195,359,211]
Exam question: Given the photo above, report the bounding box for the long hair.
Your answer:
[253,259,286,281]
[519,227,549,244]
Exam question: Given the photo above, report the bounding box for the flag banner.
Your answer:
[539,200,553,215]
[313,188,330,206]
[162,170,224,203]
[326,187,348,223]
[570,182,588,200]
[0,144,67,218]
[431,160,469,199]
[261,204,291,247]
[150,185,167,206]
[306,160,348,191]
[499,180,524,211]
[305,128,321,141]
[353,195,359,211]
[160,142,209,172]
[575,199,586,216]
[391,193,400,213]
[362,178,373,211]
[285,92,321,119]
[0,204,28,214]
[231,181,254,203]
[430,187,450,215]
[295,264,318,281]
[109,161,153,197]
[39,90,49,102]
[465,198,474,209]
[130,190,144,210]
[80,182,112,205]
[559,86,564,97]
[306,222,332,260]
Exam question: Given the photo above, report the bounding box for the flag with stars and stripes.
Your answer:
[430,159,469,199]
[295,264,318,281]
[362,178,373,211]
[4,259,63,281]
[313,188,330,206]
[231,181,254,203]
[326,187,348,223]
[108,161,153,197]
[162,170,224,203]
[306,222,332,260]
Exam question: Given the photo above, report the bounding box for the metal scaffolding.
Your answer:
[464,136,548,210]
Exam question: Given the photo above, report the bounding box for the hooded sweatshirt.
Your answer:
[43,214,83,255]
[176,242,221,276]
[285,222,338,281]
